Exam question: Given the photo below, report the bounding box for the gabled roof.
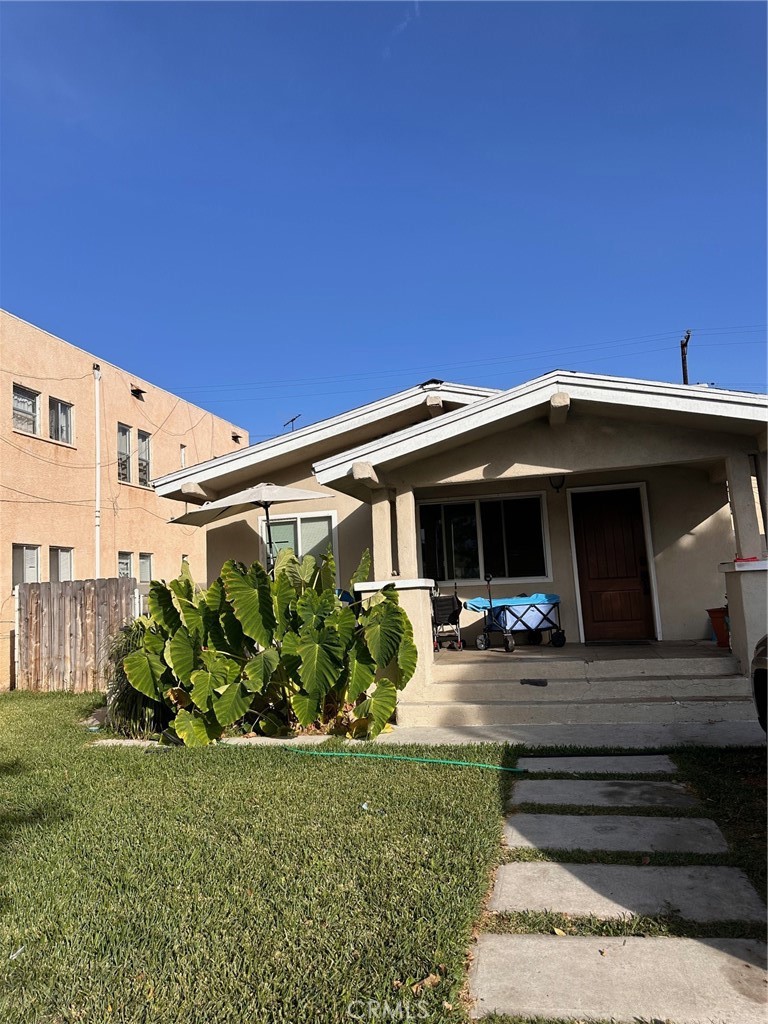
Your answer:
[153,379,499,501]
[314,370,768,487]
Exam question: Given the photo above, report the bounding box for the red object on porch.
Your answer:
[707,607,730,648]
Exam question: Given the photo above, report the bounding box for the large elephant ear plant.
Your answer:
[122,550,417,746]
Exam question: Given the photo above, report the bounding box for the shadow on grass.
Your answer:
[0,759,25,777]
[0,804,72,850]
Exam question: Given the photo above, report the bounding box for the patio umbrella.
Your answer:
[169,482,322,574]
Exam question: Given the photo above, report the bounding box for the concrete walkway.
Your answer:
[470,753,767,1022]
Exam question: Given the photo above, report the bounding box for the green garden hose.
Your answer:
[282,747,526,772]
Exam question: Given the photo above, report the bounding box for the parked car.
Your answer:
[751,635,767,732]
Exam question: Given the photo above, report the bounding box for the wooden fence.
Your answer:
[14,578,140,692]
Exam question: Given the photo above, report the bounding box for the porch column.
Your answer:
[726,453,762,558]
[395,486,419,578]
[371,490,393,579]
[720,561,768,674]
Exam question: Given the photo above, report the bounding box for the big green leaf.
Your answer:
[147,582,181,635]
[169,575,194,613]
[328,606,356,648]
[319,548,337,592]
[164,627,199,685]
[173,709,222,747]
[298,555,317,585]
[243,649,280,693]
[123,649,167,700]
[272,571,297,638]
[274,550,302,591]
[290,691,320,728]
[173,595,206,639]
[346,643,376,701]
[366,679,398,738]
[395,611,418,688]
[212,682,252,727]
[204,578,227,614]
[296,631,343,698]
[363,601,403,667]
[189,651,240,711]
[349,549,371,589]
[221,560,275,647]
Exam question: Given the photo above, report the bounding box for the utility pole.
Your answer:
[283,414,301,432]
[680,329,691,385]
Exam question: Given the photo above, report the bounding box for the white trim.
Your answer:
[355,578,434,592]
[153,381,499,496]
[256,509,340,578]
[566,482,662,644]
[416,491,553,586]
[315,370,768,485]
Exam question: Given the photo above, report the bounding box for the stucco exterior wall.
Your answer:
[1,311,246,689]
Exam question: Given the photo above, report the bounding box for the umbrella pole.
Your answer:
[263,502,276,577]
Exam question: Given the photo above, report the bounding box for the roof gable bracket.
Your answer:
[548,391,571,428]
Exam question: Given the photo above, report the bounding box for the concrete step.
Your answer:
[503,814,729,853]
[469,934,767,1022]
[396,697,755,727]
[422,676,752,703]
[488,863,767,922]
[510,779,699,809]
[433,653,742,682]
[516,754,677,773]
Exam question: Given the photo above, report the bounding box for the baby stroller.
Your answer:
[432,587,464,651]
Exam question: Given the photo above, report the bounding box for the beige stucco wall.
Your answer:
[1,311,246,688]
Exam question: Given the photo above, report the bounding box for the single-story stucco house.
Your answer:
[154,371,768,726]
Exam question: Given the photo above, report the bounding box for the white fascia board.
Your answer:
[153,380,498,495]
[314,370,768,484]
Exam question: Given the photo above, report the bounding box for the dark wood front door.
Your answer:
[571,487,655,642]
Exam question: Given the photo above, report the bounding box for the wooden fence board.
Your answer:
[14,578,138,692]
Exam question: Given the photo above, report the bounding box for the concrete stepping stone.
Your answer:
[504,813,728,852]
[469,934,767,1022]
[488,863,766,922]
[511,779,698,808]
[517,754,676,774]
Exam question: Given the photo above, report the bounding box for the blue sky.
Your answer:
[1,1,765,439]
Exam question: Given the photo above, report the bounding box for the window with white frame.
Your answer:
[13,385,39,435]
[419,495,549,582]
[49,547,74,582]
[117,424,131,482]
[12,544,40,587]
[117,551,133,578]
[137,430,151,486]
[139,552,153,583]
[267,514,335,564]
[49,398,73,444]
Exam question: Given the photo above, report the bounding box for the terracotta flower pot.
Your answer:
[706,606,730,648]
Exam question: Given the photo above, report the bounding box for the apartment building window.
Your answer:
[180,444,187,468]
[13,385,39,435]
[138,431,151,486]
[139,553,153,583]
[49,547,74,582]
[49,398,73,444]
[118,552,133,579]
[117,424,131,482]
[12,544,40,587]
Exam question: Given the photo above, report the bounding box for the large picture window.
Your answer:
[419,495,548,582]
[266,514,335,564]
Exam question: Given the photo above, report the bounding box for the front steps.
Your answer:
[398,650,754,727]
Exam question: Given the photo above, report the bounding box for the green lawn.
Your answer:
[0,693,504,1024]
[1,694,765,1024]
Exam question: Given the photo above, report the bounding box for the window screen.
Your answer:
[12,545,40,586]
[13,386,39,435]
[49,547,73,582]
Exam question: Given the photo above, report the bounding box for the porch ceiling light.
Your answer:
[548,475,565,493]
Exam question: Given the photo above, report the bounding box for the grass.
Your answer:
[1,695,764,1024]
[0,694,506,1024]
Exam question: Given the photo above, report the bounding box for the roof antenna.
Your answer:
[283,414,301,432]
[680,329,691,385]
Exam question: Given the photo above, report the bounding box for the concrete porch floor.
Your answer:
[435,640,731,665]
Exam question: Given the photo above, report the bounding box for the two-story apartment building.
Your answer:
[0,310,247,688]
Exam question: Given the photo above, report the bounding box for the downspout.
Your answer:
[93,363,102,578]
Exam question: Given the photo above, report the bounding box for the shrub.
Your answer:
[104,618,172,737]
[122,550,417,746]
